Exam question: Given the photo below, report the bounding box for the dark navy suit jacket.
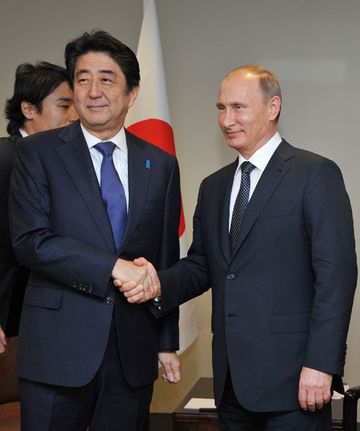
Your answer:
[157,140,357,412]
[9,121,180,388]
[0,132,28,336]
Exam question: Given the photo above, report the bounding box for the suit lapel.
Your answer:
[119,131,151,252]
[55,122,115,251]
[230,140,295,259]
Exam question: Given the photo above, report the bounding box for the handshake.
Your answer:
[112,257,160,303]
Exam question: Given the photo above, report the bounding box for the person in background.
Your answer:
[9,30,180,431]
[120,65,357,431]
[0,61,77,352]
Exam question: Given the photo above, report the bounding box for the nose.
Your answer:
[220,109,235,128]
[67,104,78,123]
[88,80,102,98]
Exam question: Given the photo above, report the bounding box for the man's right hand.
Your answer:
[112,258,160,303]
[0,325,7,354]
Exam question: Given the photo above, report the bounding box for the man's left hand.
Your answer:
[298,366,333,411]
[158,352,181,383]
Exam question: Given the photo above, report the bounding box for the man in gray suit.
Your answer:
[119,65,357,431]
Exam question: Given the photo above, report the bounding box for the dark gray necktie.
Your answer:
[229,161,256,254]
[95,141,127,249]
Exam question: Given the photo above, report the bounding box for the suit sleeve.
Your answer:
[303,159,357,376]
[9,139,117,299]
[156,180,212,317]
[156,156,181,351]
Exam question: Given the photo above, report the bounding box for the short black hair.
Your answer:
[5,62,70,136]
[65,30,140,93]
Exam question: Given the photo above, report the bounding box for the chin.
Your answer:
[227,140,245,151]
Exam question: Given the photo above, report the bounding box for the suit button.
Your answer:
[105,297,114,305]
[227,274,236,280]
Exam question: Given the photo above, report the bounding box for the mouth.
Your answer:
[225,130,244,138]
[87,105,108,111]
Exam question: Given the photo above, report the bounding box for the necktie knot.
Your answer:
[95,141,116,158]
[241,161,255,175]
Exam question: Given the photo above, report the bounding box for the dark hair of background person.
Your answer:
[4,62,70,136]
[64,30,140,93]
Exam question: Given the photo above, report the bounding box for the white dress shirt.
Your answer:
[81,124,129,210]
[19,127,28,138]
[228,132,282,229]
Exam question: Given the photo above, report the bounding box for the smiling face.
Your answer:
[216,71,281,159]
[73,51,139,140]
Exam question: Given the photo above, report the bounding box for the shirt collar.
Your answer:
[236,131,282,173]
[80,124,127,153]
[19,127,28,138]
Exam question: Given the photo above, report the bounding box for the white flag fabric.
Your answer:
[126,0,197,352]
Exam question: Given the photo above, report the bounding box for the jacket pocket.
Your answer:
[23,284,63,310]
[270,313,310,333]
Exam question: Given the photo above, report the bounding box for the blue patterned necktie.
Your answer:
[229,161,256,254]
[95,141,127,249]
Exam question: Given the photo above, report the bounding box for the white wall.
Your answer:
[1,0,359,410]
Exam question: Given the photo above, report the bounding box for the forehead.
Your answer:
[49,81,72,97]
[75,51,122,74]
[43,81,72,103]
[217,73,261,102]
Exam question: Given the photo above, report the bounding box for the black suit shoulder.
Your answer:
[125,129,177,163]
[18,124,179,166]
[16,125,68,151]
[0,136,17,185]
[200,159,238,188]
[278,139,340,169]
[201,139,341,184]
[278,141,345,191]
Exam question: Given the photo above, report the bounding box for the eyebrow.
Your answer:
[76,68,116,77]
[216,102,247,108]
[99,69,116,76]
[56,97,73,103]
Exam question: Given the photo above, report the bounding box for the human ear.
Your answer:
[20,101,37,120]
[268,96,281,121]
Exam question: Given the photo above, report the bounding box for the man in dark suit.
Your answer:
[0,62,77,352]
[9,31,181,430]
[120,65,357,430]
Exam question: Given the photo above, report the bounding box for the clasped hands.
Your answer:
[112,257,160,303]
